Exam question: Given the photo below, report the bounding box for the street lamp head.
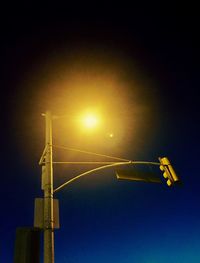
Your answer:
[80,111,101,131]
[83,114,98,128]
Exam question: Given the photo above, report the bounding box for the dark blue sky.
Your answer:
[1,4,199,263]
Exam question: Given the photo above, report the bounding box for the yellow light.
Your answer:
[163,172,168,179]
[84,115,98,128]
[83,114,98,128]
[159,165,164,171]
[167,179,172,186]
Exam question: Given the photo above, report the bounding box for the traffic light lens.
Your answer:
[167,179,172,186]
[163,172,168,178]
[159,165,164,171]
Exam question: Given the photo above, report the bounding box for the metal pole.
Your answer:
[44,111,54,263]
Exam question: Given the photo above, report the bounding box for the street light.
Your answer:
[38,110,130,263]
[81,113,99,129]
[37,110,180,263]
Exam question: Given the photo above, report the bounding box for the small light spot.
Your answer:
[109,133,114,138]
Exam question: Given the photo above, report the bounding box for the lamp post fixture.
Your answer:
[38,110,180,263]
[40,111,132,263]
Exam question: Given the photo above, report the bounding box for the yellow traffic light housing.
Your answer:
[159,157,179,186]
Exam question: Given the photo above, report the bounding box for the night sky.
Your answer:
[1,4,199,263]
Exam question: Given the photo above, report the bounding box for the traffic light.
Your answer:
[159,157,179,186]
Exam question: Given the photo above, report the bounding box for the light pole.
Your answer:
[38,110,179,263]
[43,111,54,263]
[40,110,132,263]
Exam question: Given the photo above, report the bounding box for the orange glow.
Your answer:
[17,46,161,159]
